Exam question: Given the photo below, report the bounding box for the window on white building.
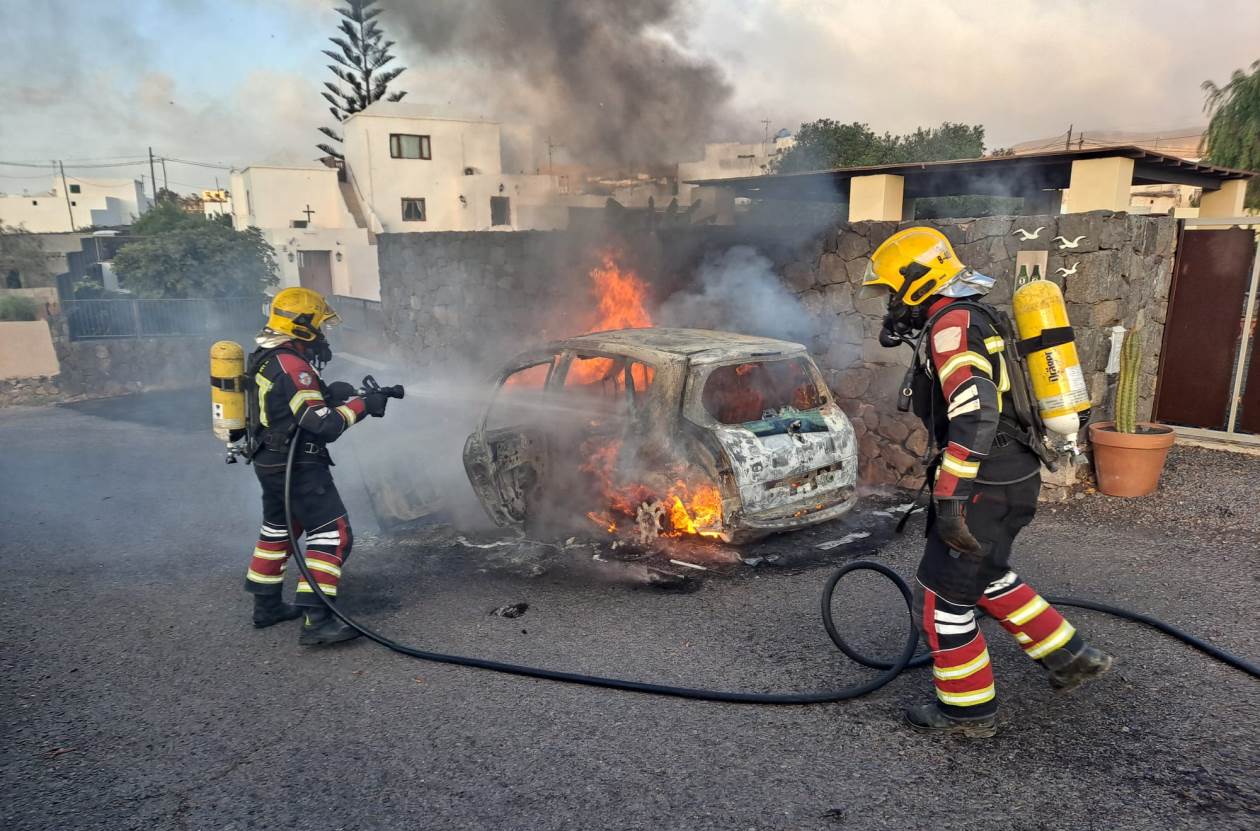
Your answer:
[490,196,511,227]
[390,134,431,160]
[402,197,427,221]
[69,184,81,194]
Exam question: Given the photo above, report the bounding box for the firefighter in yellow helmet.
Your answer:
[861,227,1112,738]
[240,287,391,645]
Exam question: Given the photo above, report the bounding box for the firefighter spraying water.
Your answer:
[210,288,403,646]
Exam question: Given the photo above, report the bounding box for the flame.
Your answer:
[668,479,723,538]
[581,436,723,540]
[567,253,654,386]
[589,252,652,332]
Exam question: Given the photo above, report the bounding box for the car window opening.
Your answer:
[489,360,554,430]
[702,358,826,430]
[564,355,655,407]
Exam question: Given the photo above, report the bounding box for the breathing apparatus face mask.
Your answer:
[309,331,333,369]
[879,298,928,347]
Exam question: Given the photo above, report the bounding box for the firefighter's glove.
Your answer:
[325,381,357,406]
[935,499,984,561]
[363,391,389,418]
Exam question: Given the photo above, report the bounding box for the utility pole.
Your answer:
[148,146,159,205]
[761,118,771,149]
[1065,124,1073,151]
[161,157,169,194]
[57,160,76,232]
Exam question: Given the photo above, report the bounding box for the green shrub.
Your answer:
[0,295,39,321]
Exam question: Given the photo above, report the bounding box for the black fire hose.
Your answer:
[283,435,1259,704]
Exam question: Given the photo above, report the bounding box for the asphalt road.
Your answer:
[2,390,1258,830]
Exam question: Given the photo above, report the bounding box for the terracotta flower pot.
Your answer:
[1088,421,1175,497]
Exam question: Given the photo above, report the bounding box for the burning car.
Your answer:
[462,327,858,544]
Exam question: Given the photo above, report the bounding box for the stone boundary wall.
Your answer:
[0,315,256,406]
[376,212,1176,492]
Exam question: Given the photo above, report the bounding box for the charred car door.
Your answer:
[462,355,557,527]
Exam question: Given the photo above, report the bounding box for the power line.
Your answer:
[164,157,236,170]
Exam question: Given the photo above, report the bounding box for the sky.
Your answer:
[1,0,1257,194]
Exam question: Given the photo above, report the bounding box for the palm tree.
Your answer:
[316,0,407,160]
[1201,59,1260,209]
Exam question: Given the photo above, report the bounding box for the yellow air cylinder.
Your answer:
[210,340,246,442]
[1012,279,1090,442]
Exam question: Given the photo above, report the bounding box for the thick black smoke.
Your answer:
[383,0,732,166]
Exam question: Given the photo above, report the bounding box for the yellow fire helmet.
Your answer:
[264,286,340,342]
[860,227,970,306]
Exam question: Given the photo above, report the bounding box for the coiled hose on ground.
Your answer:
[283,436,1260,703]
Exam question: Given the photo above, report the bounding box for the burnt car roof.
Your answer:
[544,327,808,366]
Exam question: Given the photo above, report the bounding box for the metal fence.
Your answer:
[63,297,266,340]
[331,294,383,332]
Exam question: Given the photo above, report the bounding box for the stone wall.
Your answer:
[376,211,1177,492]
[0,315,256,406]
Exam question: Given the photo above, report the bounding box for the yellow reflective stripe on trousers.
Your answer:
[936,684,996,706]
[252,548,288,561]
[305,560,342,578]
[1007,595,1050,625]
[933,648,991,681]
[1025,620,1077,659]
[296,581,338,595]
[289,389,323,414]
[939,351,992,380]
[941,452,980,479]
[246,569,284,584]
[255,373,273,427]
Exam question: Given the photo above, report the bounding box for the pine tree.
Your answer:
[1201,59,1260,209]
[316,0,407,160]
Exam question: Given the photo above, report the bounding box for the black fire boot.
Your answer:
[1046,645,1114,692]
[298,604,361,647]
[253,594,302,628]
[903,703,998,739]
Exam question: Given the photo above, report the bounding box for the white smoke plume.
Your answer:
[656,246,816,342]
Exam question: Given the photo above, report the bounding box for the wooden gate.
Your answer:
[298,250,333,297]
[1155,221,1260,436]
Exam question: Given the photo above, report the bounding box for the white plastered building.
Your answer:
[228,165,381,301]
[227,103,572,300]
[339,104,567,233]
[676,134,797,204]
[0,178,150,232]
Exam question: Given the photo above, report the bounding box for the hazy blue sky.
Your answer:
[2,0,1257,193]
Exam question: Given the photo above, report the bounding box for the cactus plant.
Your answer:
[1115,325,1143,434]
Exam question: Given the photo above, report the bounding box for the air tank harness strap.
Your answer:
[1016,326,1075,357]
[210,375,246,392]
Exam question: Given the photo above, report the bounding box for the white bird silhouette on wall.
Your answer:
[1053,235,1087,249]
[1012,226,1045,241]
[1056,262,1080,277]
